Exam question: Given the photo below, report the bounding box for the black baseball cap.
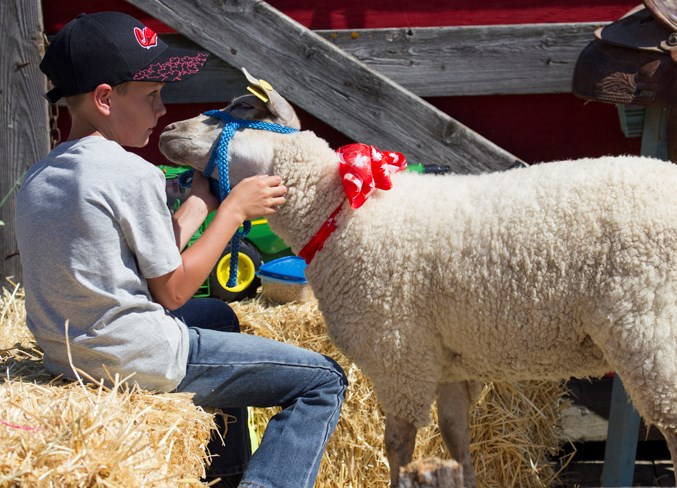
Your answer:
[40,11,208,103]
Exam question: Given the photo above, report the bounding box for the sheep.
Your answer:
[159,82,677,487]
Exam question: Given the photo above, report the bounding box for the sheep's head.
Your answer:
[159,79,300,186]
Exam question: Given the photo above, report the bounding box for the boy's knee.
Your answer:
[210,298,240,332]
[324,355,348,395]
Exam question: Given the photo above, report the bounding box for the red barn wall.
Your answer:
[42,0,642,166]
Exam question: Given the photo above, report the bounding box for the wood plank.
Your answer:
[0,0,50,285]
[126,0,521,173]
[320,23,599,97]
[161,22,602,103]
[601,375,641,487]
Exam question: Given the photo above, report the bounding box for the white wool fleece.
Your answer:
[267,136,677,430]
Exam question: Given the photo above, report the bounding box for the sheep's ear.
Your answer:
[226,94,269,120]
[226,91,300,130]
[266,90,301,130]
[240,67,301,129]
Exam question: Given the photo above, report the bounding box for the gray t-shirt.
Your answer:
[15,136,187,391]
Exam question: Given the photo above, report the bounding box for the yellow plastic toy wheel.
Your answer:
[215,252,256,293]
[209,241,262,301]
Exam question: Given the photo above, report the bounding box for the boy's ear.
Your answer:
[92,84,114,115]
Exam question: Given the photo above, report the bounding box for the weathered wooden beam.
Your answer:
[126,0,521,173]
[321,23,599,97]
[0,0,49,285]
[161,22,601,103]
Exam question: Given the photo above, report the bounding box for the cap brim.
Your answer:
[45,87,63,104]
[133,47,208,83]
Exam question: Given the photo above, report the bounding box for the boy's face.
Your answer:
[109,81,166,148]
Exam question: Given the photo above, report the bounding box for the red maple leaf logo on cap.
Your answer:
[134,26,158,49]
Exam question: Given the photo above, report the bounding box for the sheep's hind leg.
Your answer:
[437,380,480,488]
[385,415,417,487]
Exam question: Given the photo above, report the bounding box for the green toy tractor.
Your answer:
[162,166,293,302]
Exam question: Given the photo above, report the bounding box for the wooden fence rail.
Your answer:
[162,22,601,103]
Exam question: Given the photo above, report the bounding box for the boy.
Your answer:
[16,12,346,488]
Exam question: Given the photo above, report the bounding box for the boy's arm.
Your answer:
[171,171,218,250]
[148,173,286,310]
[149,200,246,309]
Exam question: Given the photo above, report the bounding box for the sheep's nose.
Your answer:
[162,123,176,133]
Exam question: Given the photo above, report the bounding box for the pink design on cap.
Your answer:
[133,52,208,82]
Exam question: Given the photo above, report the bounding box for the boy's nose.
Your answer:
[156,97,167,117]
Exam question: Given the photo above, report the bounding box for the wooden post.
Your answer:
[398,457,464,488]
[601,374,641,487]
[126,0,522,173]
[0,0,49,286]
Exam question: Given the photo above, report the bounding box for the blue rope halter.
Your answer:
[197,109,298,288]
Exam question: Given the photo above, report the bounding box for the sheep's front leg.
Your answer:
[385,415,417,487]
[437,380,479,488]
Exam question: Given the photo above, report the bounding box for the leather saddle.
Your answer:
[573,3,677,105]
[572,1,677,159]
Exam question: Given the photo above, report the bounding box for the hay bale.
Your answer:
[233,298,574,488]
[1,283,573,487]
[0,284,216,487]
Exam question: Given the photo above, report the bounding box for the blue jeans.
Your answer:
[172,298,347,488]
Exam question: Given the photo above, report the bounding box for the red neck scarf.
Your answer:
[298,143,407,264]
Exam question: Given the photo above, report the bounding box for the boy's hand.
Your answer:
[189,170,219,213]
[224,175,287,221]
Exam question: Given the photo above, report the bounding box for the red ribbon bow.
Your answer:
[299,143,407,264]
[337,143,407,209]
